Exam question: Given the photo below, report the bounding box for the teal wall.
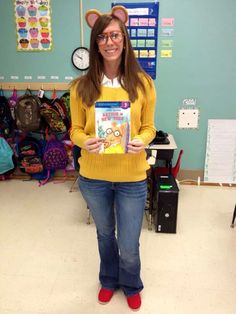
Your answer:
[0,0,236,170]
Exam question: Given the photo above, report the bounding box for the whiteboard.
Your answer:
[204,119,236,184]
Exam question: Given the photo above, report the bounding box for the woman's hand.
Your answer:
[127,139,145,154]
[85,138,103,153]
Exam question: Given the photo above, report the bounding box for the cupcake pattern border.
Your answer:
[15,0,52,51]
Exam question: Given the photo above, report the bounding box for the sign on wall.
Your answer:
[112,2,159,79]
[14,0,52,51]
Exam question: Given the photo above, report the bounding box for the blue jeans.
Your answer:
[79,175,147,296]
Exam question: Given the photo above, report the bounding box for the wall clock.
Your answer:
[71,47,89,71]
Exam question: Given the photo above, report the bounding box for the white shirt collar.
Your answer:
[101,74,121,87]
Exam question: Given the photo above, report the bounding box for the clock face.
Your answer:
[71,47,89,71]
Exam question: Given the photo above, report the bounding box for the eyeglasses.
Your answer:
[96,31,124,46]
[106,128,122,137]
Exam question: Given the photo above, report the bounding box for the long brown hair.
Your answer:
[72,14,151,106]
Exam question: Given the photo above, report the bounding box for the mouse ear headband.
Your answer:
[85,5,128,28]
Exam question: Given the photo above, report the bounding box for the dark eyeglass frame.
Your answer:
[96,31,124,46]
[106,128,122,137]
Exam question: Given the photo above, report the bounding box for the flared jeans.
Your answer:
[79,175,147,296]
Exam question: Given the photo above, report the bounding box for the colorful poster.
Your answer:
[14,0,52,51]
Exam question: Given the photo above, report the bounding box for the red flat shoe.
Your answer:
[98,288,114,304]
[127,293,141,311]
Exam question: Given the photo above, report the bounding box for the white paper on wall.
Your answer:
[204,119,236,184]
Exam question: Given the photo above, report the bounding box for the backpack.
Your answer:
[0,92,13,137]
[52,97,70,130]
[40,99,67,133]
[8,88,18,121]
[18,137,44,174]
[60,91,71,125]
[15,91,41,132]
[40,138,68,185]
[0,137,15,175]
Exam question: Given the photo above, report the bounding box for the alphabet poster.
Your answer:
[14,0,52,51]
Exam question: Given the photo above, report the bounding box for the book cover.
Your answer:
[95,101,130,154]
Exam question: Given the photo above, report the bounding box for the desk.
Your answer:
[146,134,177,230]
[147,134,177,167]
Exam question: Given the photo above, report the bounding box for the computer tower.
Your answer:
[154,175,179,233]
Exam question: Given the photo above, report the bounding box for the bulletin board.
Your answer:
[112,2,159,79]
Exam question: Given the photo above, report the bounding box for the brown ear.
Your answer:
[111,5,128,24]
[85,9,101,28]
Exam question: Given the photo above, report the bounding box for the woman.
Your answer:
[70,5,156,311]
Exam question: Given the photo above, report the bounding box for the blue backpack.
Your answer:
[0,137,15,175]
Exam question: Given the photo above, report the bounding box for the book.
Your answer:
[95,101,130,154]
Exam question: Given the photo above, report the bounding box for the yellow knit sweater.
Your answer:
[70,75,156,182]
